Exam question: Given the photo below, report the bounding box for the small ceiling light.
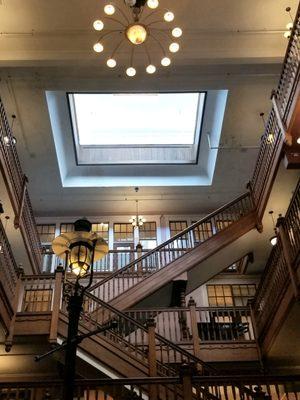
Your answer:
[267,132,275,144]
[297,137,300,144]
[169,42,179,53]
[270,236,278,246]
[286,22,293,29]
[164,11,175,22]
[93,20,104,31]
[126,24,148,45]
[147,0,159,9]
[104,4,115,15]
[284,31,291,38]
[93,42,104,52]
[126,67,136,77]
[3,136,17,146]
[107,58,117,68]
[146,64,156,74]
[161,56,171,66]
[172,27,182,38]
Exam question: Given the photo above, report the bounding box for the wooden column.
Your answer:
[5,267,24,352]
[276,216,299,299]
[49,265,64,345]
[180,364,194,400]
[147,318,157,400]
[188,297,203,374]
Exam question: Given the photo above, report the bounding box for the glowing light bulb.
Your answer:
[164,11,174,22]
[172,27,182,38]
[286,22,293,30]
[284,31,291,38]
[126,67,136,77]
[107,58,117,68]
[93,20,104,31]
[104,4,115,15]
[126,24,148,45]
[297,137,300,144]
[146,64,156,74]
[93,42,104,52]
[169,42,179,53]
[161,57,171,66]
[147,0,159,9]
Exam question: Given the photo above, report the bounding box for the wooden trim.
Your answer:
[49,267,64,344]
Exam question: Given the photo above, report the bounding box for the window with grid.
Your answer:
[207,285,234,307]
[114,223,134,242]
[232,284,256,306]
[139,222,157,249]
[169,221,188,248]
[192,221,213,243]
[207,284,256,307]
[37,224,56,243]
[92,222,109,241]
[60,223,74,234]
[22,289,52,312]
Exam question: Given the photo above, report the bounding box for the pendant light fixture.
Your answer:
[92,0,183,77]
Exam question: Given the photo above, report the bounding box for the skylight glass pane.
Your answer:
[71,93,203,146]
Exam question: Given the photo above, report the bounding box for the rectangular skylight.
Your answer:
[69,92,205,146]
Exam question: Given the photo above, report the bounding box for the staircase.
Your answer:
[89,193,257,310]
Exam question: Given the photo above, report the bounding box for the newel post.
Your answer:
[276,216,299,299]
[188,297,203,374]
[49,265,64,344]
[180,363,194,400]
[147,318,158,400]
[5,266,24,352]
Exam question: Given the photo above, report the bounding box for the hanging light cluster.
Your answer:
[283,7,294,39]
[129,200,146,227]
[92,0,183,77]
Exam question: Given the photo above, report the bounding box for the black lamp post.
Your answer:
[52,219,109,400]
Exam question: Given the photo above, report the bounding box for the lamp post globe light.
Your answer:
[52,219,108,400]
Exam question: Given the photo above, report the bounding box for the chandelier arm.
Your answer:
[150,28,172,40]
[97,30,124,42]
[148,32,167,56]
[114,5,131,25]
[111,38,126,58]
[147,19,165,27]
[144,42,152,64]
[130,45,136,66]
[105,17,128,28]
[140,9,161,23]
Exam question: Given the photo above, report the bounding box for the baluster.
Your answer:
[188,297,202,373]
[49,266,64,344]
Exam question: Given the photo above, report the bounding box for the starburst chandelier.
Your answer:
[92,0,182,77]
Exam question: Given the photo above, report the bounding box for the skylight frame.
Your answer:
[67,91,207,166]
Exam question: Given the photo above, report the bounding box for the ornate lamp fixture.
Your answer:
[92,0,182,77]
[284,7,294,39]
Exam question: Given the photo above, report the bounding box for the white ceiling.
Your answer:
[0,0,298,216]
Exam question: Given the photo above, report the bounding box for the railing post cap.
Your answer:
[179,362,196,378]
[17,265,24,277]
[276,215,285,227]
[270,89,277,99]
[188,296,196,307]
[146,318,156,328]
[55,265,64,274]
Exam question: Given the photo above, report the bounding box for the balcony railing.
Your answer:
[0,98,42,272]
[0,219,19,310]
[0,375,299,400]
[252,178,300,339]
[125,305,256,346]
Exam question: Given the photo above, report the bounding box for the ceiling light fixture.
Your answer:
[297,137,300,144]
[92,0,182,77]
[129,200,146,227]
[268,211,278,246]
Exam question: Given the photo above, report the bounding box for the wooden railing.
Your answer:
[125,305,256,345]
[250,4,300,220]
[0,98,42,272]
[252,178,300,339]
[0,375,299,400]
[0,219,19,309]
[89,192,254,297]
